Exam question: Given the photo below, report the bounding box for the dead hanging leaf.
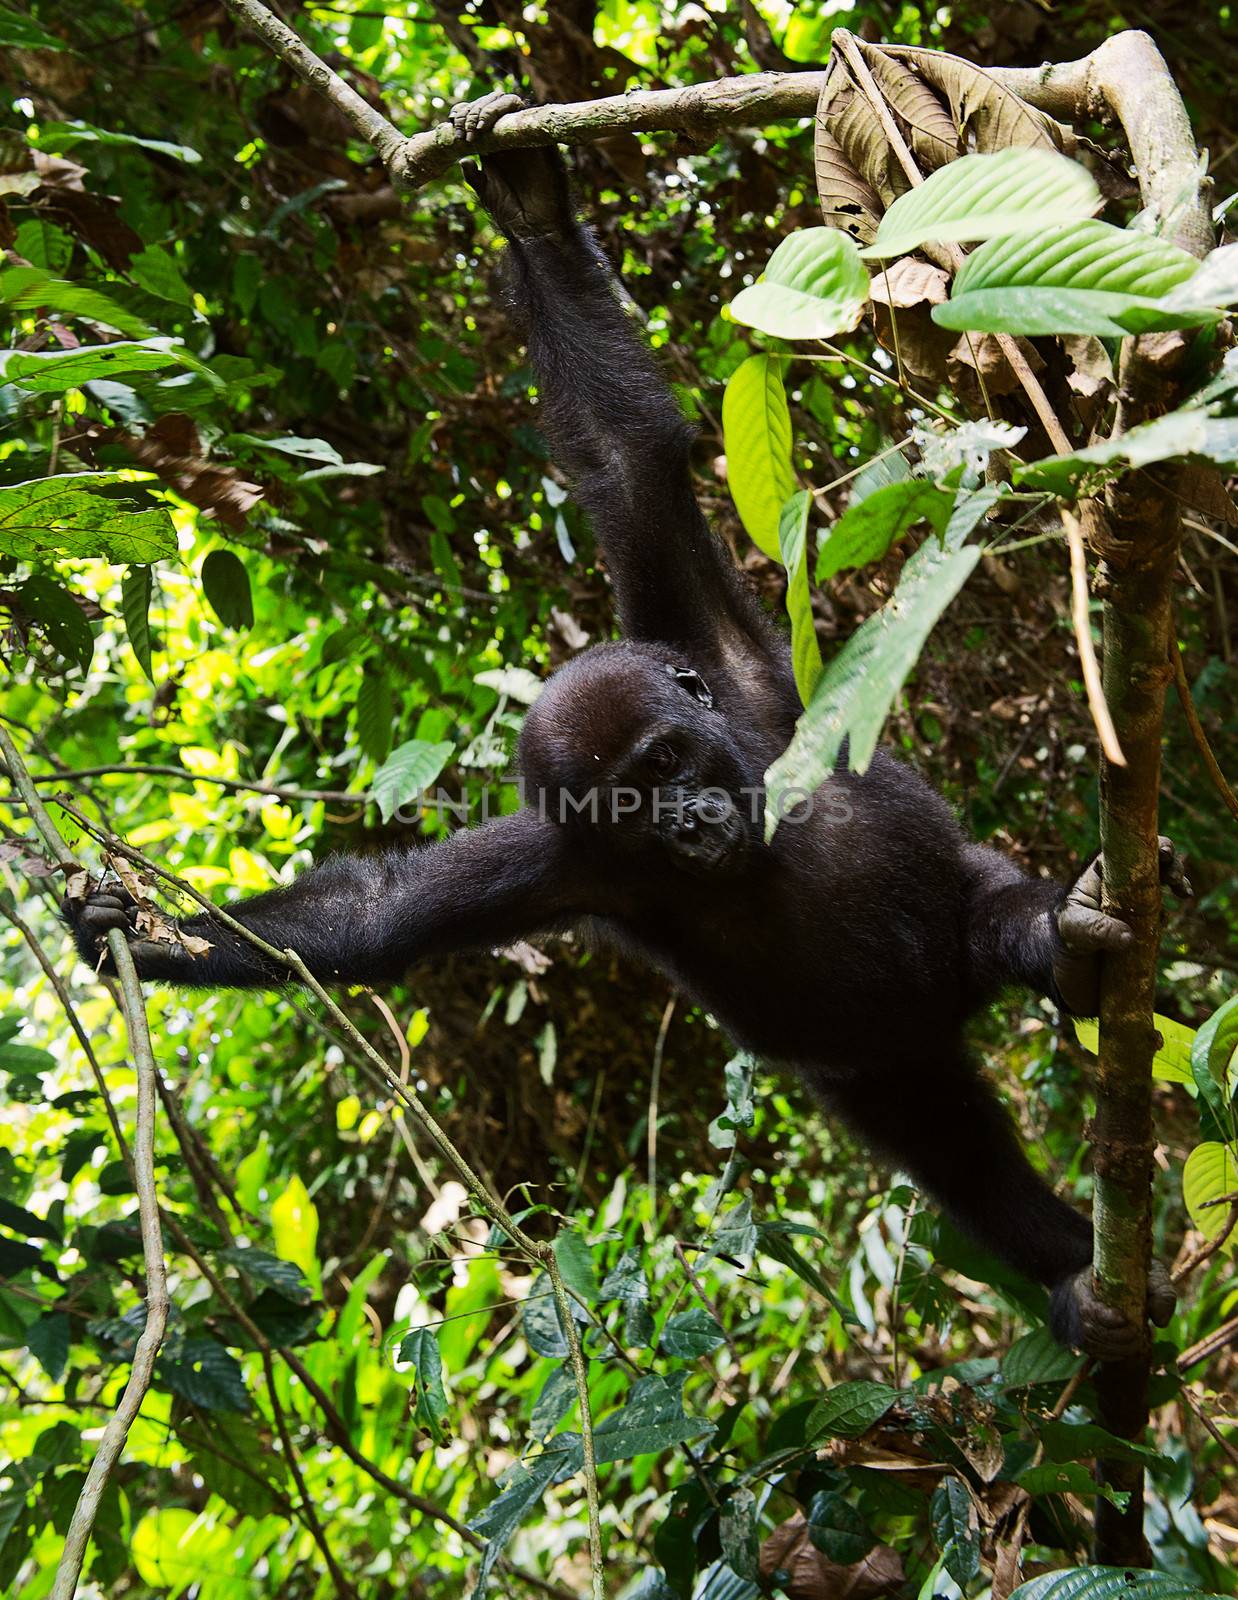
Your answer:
[75,415,264,529]
[869,258,953,382]
[814,118,883,246]
[0,839,59,879]
[760,1513,905,1600]
[953,1388,1005,1484]
[883,45,1073,154]
[948,330,1044,403]
[817,55,912,213]
[855,42,961,171]
[1062,336,1113,401]
[29,184,142,268]
[1180,465,1238,526]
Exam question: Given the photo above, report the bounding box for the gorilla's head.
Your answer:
[518,641,758,875]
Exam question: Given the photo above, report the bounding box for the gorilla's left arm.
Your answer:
[67,811,581,989]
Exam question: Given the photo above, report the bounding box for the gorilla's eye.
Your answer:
[645,741,678,778]
[665,664,714,709]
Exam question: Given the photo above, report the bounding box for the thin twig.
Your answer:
[646,993,677,1237]
[261,1349,359,1600]
[1172,1195,1238,1285]
[1178,1383,1238,1471]
[1061,509,1127,766]
[1178,1311,1238,1371]
[24,762,358,804]
[544,1255,604,1600]
[221,0,405,164]
[1170,643,1238,821]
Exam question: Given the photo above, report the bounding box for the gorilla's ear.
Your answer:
[665,665,713,709]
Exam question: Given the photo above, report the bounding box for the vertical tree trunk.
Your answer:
[1089,495,1180,1563]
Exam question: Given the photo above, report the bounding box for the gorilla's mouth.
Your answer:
[666,802,750,876]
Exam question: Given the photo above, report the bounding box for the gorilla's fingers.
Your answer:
[1147,1259,1177,1327]
[451,90,526,145]
[1058,903,1134,953]
[1157,836,1193,900]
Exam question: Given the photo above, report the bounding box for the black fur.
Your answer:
[68,120,1164,1349]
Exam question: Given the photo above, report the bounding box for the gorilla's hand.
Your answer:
[1053,837,1191,1015]
[1049,1258,1177,1359]
[450,91,574,241]
[62,879,185,978]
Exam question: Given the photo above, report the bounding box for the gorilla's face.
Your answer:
[518,642,759,876]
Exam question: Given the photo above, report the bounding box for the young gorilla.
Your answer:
[70,93,1181,1357]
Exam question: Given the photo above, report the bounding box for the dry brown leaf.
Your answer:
[760,1513,905,1600]
[818,56,911,211]
[868,258,950,309]
[856,43,961,171]
[885,46,1073,153]
[949,331,1044,401]
[1062,336,1114,401]
[814,119,882,245]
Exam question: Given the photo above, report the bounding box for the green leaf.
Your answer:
[722,353,795,560]
[35,120,202,164]
[1072,1013,1195,1086]
[19,575,93,672]
[1016,410,1238,496]
[765,539,981,837]
[719,1485,760,1581]
[1182,1142,1238,1253]
[132,1508,233,1589]
[777,489,823,705]
[1011,1569,1226,1600]
[1192,993,1238,1108]
[552,1230,598,1301]
[398,1326,450,1444]
[728,227,868,340]
[592,1374,715,1463]
[808,1489,874,1564]
[522,1281,570,1358]
[817,480,955,584]
[1002,1326,1084,1387]
[156,1337,248,1413]
[0,472,177,563]
[469,1437,581,1597]
[0,266,153,338]
[129,245,193,306]
[932,1477,981,1585]
[529,1364,577,1440]
[356,670,394,764]
[121,565,156,681]
[807,1380,897,1440]
[660,1307,726,1360]
[1158,242,1238,312]
[934,221,1212,337]
[864,149,1099,259]
[0,7,65,47]
[1037,1420,1163,1467]
[0,1195,61,1241]
[270,1176,320,1294]
[218,1246,313,1304]
[200,548,254,630]
[26,1310,70,1383]
[1018,1462,1130,1509]
[372,739,455,823]
[0,337,193,392]
[755,1220,858,1324]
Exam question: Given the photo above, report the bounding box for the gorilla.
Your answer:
[69,92,1180,1356]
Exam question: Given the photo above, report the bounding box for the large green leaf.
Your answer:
[19,574,94,672]
[0,336,193,392]
[1011,1568,1228,1600]
[1016,409,1238,496]
[933,221,1211,337]
[0,472,177,563]
[806,1380,897,1440]
[35,119,202,164]
[121,565,156,682]
[372,739,455,822]
[816,480,955,583]
[468,1436,581,1598]
[660,1307,726,1359]
[765,538,981,837]
[728,227,868,341]
[722,353,795,560]
[0,265,153,337]
[1182,1142,1238,1253]
[1072,1013,1195,1086]
[200,548,254,630]
[777,489,823,706]
[863,149,1098,259]
[398,1327,450,1444]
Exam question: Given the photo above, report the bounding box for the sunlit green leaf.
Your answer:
[728,227,868,340]
[0,472,177,563]
[722,353,795,560]
[864,149,1099,259]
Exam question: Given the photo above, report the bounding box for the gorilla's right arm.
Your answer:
[66,812,579,988]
